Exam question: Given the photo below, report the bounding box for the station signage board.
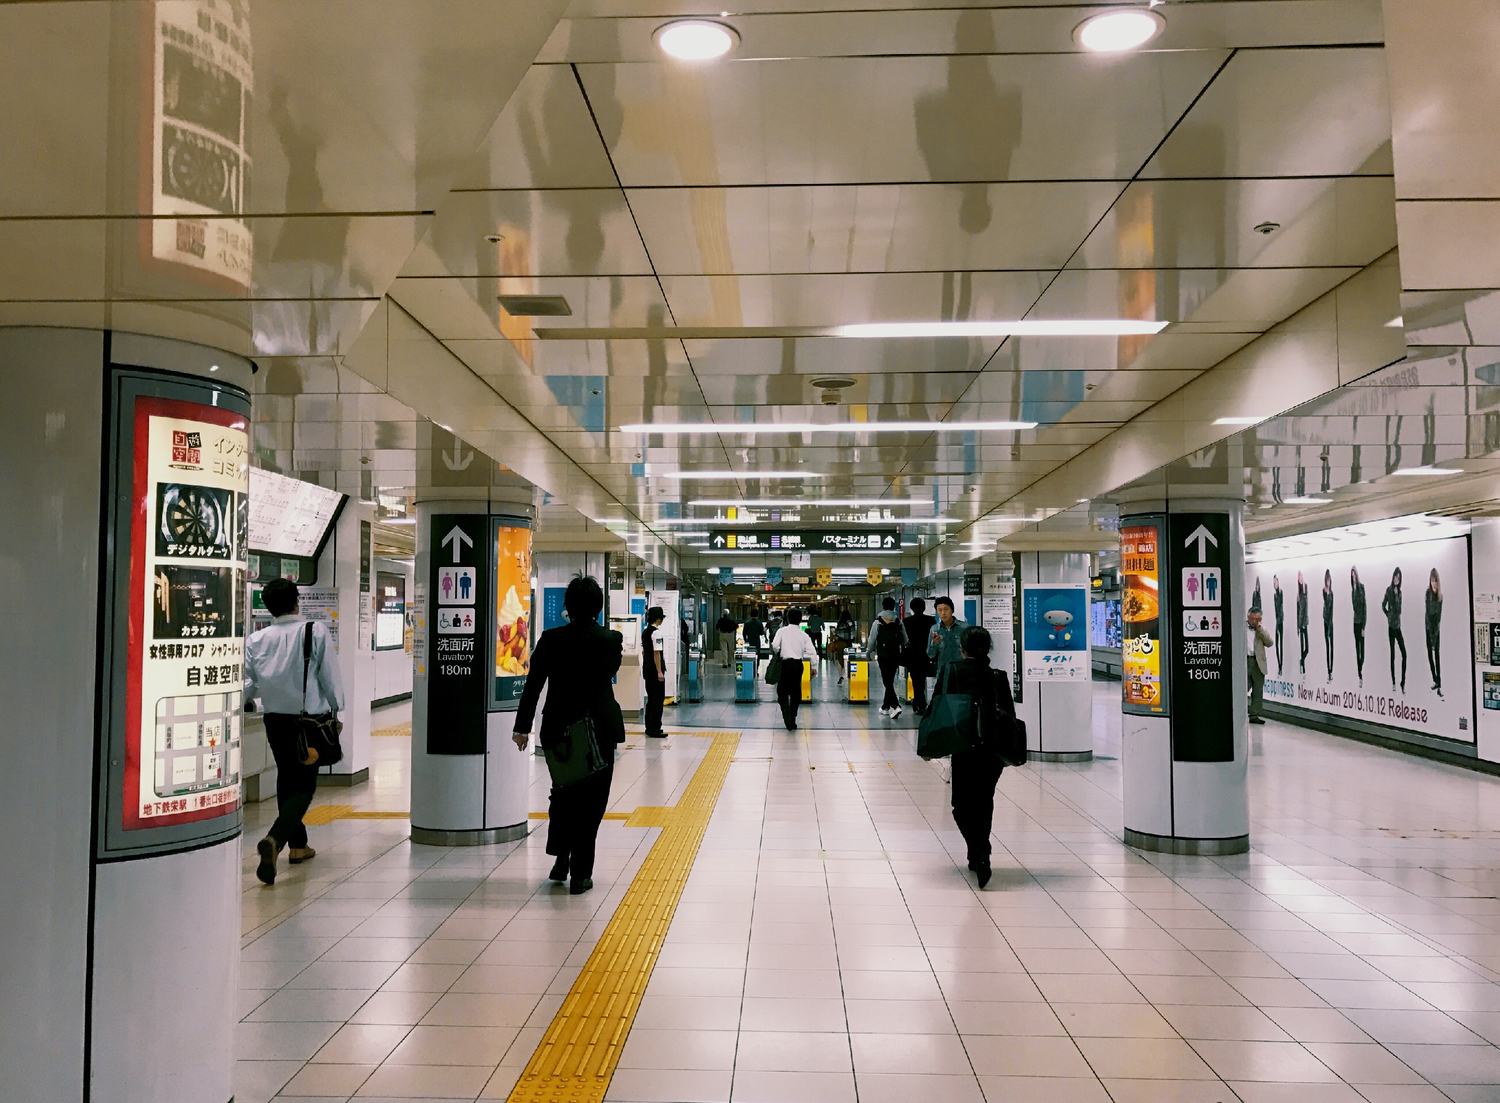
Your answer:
[708,529,899,552]
[1169,513,1234,762]
[428,514,488,754]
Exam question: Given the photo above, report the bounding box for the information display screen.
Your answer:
[248,467,346,559]
[375,571,405,650]
[1090,598,1122,649]
[125,395,249,830]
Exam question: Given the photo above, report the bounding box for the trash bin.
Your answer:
[846,649,869,703]
[735,649,758,703]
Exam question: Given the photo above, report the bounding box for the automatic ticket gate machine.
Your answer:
[686,647,704,702]
[846,648,870,703]
[734,648,758,703]
[801,657,813,703]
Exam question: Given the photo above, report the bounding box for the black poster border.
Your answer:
[426,514,490,756]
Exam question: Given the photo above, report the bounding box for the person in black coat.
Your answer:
[935,626,1016,889]
[1382,567,1406,694]
[1296,572,1310,675]
[512,576,625,895]
[903,597,937,716]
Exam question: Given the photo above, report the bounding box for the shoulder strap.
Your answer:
[302,621,314,712]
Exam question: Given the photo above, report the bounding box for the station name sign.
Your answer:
[709,529,900,552]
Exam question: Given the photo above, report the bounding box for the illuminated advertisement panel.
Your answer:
[1122,518,1167,714]
[493,522,533,706]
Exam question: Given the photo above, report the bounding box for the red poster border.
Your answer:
[122,395,249,831]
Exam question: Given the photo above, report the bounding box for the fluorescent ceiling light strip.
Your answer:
[663,471,823,480]
[1282,496,1332,505]
[1392,467,1462,476]
[620,420,1037,436]
[1214,417,1268,426]
[835,320,1167,338]
[689,498,931,507]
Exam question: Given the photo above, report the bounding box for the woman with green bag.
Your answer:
[920,626,1018,888]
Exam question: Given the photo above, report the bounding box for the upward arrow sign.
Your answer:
[1183,524,1218,564]
[712,534,726,547]
[441,525,474,564]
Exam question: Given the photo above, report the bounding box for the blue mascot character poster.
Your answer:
[1022,584,1090,681]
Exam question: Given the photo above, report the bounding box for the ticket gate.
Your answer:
[907,670,930,704]
[846,649,869,703]
[734,650,758,703]
[686,648,703,702]
[802,658,813,703]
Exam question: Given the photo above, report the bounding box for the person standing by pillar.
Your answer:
[642,606,667,738]
[1247,610,1272,725]
[871,596,907,719]
[512,576,625,895]
[1351,567,1367,687]
[1426,568,1443,697]
[1383,568,1407,694]
[1296,571,1310,675]
[772,608,818,730]
[245,578,345,886]
[715,609,737,668]
[903,597,936,717]
[1273,575,1285,675]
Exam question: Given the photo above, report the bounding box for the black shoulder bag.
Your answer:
[298,622,345,767]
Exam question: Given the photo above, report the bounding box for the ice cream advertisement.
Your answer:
[494,524,532,701]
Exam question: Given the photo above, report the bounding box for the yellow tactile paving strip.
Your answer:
[302,804,410,825]
[507,731,741,1103]
[372,722,412,737]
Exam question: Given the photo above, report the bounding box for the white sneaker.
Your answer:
[891,707,902,719]
[878,707,891,718]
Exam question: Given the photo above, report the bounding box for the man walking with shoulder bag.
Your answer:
[244,578,345,885]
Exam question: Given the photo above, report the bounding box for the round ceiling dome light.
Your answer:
[1075,9,1165,52]
[655,19,738,60]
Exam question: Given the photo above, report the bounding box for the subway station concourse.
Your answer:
[12,2,1500,1102]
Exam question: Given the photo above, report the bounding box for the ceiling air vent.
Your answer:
[497,294,572,317]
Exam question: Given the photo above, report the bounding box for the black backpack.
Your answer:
[875,618,904,662]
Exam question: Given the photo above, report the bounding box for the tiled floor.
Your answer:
[239,682,1500,1102]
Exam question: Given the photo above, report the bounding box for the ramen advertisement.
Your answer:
[1121,519,1166,714]
[1021,585,1089,681]
[1246,534,1475,744]
[125,396,248,830]
[493,523,532,704]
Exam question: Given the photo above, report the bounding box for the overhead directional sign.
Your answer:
[709,529,900,552]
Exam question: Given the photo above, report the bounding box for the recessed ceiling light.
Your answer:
[1392,467,1462,476]
[619,420,1038,436]
[663,471,822,480]
[1283,496,1332,505]
[655,19,738,60]
[707,566,721,574]
[835,320,1166,338]
[1075,9,1165,52]
[1214,416,1268,426]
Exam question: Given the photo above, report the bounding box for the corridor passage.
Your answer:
[237,687,1500,1102]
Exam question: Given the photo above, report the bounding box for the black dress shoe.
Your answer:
[549,857,569,882]
[570,878,593,895]
[975,864,992,889]
[255,837,277,885]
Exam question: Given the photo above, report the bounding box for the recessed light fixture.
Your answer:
[209,363,220,372]
[1385,316,1405,328]
[619,420,1038,436]
[663,471,822,480]
[1283,496,1332,505]
[1392,467,1462,476]
[1075,9,1165,52]
[1214,416,1268,426]
[655,19,738,60]
[835,320,1167,338]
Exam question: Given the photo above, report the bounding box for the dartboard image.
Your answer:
[157,483,230,558]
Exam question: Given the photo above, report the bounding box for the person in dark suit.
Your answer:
[512,576,624,895]
[903,597,936,716]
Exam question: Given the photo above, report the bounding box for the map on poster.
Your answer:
[126,396,249,830]
[1021,584,1089,681]
[1247,533,1475,743]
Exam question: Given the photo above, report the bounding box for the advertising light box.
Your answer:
[1247,532,1475,743]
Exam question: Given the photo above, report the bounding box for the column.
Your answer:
[1015,552,1096,761]
[1119,498,1250,855]
[0,328,250,1102]
[410,497,534,845]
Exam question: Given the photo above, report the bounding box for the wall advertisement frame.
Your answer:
[1020,584,1090,681]
[1121,517,1168,715]
[99,369,251,859]
[491,517,533,709]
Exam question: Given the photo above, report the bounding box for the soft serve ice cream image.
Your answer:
[495,583,529,676]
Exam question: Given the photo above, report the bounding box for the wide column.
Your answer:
[1016,552,1095,761]
[1120,497,1250,855]
[1,328,249,1103]
[410,497,533,845]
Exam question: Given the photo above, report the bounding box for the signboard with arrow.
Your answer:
[708,529,899,553]
[431,425,491,487]
[1168,512,1235,762]
[427,514,490,754]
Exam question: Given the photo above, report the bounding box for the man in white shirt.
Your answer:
[244,578,345,885]
[771,608,819,731]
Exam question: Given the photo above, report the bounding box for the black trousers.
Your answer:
[1390,627,1407,688]
[1275,622,1284,673]
[263,712,318,850]
[644,677,665,736]
[777,659,804,729]
[877,655,901,710]
[909,663,930,714]
[1324,620,1334,679]
[546,754,614,881]
[1427,627,1441,690]
[1298,624,1309,670]
[1354,625,1366,679]
[951,747,1003,866]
